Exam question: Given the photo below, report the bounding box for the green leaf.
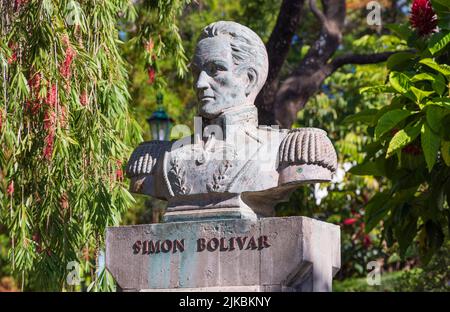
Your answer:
[431,0,450,8]
[385,23,412,41]
[419,220,444,265]
[432,73,446,96]
[425,105,450,132]
[342,109,379,126]
[428,31,450,55]
[386,121,422,158]
[389,71,411,94]
[421,122,440,172]
[410,73,435,82]
[387,52,415,70]
[359,85,395,94]
[426,98,450,109]
[365,192,392,232]
[420,58,450,77]
[441,141,450,166]
[349,158,386,176]
[397,215,418,258]
[375,109,415,140]
[410,86,434,103]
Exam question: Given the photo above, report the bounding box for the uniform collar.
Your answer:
[206,105,258,131]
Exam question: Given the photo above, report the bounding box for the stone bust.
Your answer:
[126,21,337,222]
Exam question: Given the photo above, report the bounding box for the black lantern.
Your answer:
[147,92,173,141]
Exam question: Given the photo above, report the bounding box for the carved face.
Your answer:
[192,36,250,119]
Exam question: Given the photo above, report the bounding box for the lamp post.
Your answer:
[146,92,173,141]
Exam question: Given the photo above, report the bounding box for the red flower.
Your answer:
[14,0,27,11]
[7,52,17,65]
[45,84,58,107]
[7,181,14,196]
[147,67,156,84]
[116,160,124,182]
[60,46,76,79]
[80,91,88,106]
[25,100,41,116]
[409,0,438,36]
[60,193,69,210]
[343,218,358,226]
[43,110,56,131]
[43,132,55,160]
[363,234,372,248]
[28,73,41,96]
[58,104,68,128]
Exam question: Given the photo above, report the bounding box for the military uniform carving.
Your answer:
[127,106,336,221]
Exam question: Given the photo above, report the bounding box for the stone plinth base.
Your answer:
[105,216,340,292]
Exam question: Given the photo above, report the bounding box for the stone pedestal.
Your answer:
[105,216,340,292]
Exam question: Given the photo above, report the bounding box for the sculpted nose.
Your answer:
[196,71,209,91]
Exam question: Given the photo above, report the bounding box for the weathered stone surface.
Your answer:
[125,21,338,222]
[106,216,340,292]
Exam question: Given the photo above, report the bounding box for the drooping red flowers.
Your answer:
[409,0,438,36]
[46,84,58,108]
[60,46,76,80]
[60,192,69,210]
[147,67,156,84]
[26,73,43,115]
[14,0,28,11]
[7,181,14,196]
[116,160,124,182]
[43,110,56,161]
[80,90,89,106]
[43,84,58,160]
[343,218,358,226]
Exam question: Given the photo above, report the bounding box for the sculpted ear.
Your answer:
[245,67,258,97]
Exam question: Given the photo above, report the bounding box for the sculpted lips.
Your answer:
[199,93,215,101]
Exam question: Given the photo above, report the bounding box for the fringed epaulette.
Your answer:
[126,141,172,178]
[278,128,337,172]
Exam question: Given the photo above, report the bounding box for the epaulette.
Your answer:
[126,140,172,178]
[278,128,337,172]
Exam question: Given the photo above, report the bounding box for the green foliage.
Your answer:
[393,242,450,291]
[348,2,450,264]
[0,0,189,291]
[333,271,403,292]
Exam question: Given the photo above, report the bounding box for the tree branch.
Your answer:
[309,0,326,25]
[265,0,305,83]
[255,0,305,125]
[328,51,400,72]
[273,0,346,128]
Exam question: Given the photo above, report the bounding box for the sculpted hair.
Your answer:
[198,21,269,97]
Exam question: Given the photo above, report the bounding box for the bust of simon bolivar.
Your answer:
[126,21,337,222]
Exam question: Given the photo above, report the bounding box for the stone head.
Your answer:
[192,21,269,119]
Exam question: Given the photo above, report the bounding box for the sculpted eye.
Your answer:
[206,62,226,76]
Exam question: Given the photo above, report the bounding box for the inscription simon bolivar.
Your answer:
[132,235,271,255]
